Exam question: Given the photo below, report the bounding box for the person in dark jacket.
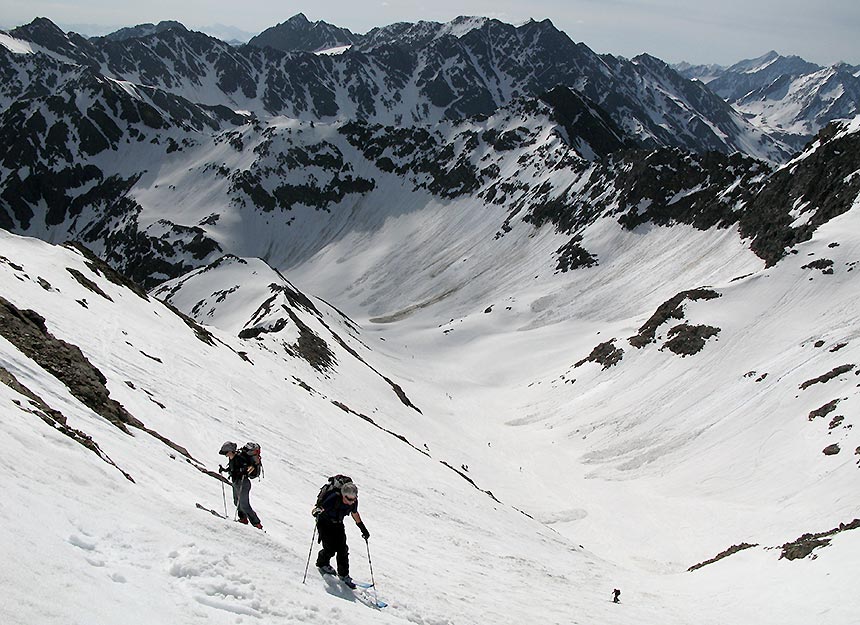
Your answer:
[312,482,370,588]
[219,441,262,530]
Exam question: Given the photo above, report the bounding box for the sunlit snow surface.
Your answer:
[2,16,860,623]
[2,171,860,625]
[0,32,35,54]
[315,45,351,56]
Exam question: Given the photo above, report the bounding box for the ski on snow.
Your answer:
[194,503,266,531]
[318,569,373,589]
[346,581,387,608]
[318,569,387,608]
[195,502,227,519]
[352,585,387,609]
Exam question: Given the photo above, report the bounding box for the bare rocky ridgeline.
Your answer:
[571,288,725,373]
[628,289,721,349]
[0,286,219,484]
[688,519,860,571]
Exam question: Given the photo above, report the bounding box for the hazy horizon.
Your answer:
[1,1,858,66]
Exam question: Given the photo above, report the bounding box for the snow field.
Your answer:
[2,185,860,624]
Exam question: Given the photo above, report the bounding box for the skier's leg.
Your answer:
[237,478,260,525]
[231,481,247,521]
[333,524,349,577]
[316,520,336,568]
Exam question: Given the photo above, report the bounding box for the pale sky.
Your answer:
[1,0,858,66]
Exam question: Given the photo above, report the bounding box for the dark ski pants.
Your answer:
[316,518,349,577]
[232,477,260,525]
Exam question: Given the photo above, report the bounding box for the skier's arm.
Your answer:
[352,512,370,539]
[238,454,254,475]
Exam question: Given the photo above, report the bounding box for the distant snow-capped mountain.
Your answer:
[95,20,188,42]
[197,23,257,44]
[675,51,859,151]
[674,51,822,99]
[1,16,791,160]
[2,15,858,293]
[707,51,821,99]
[671,60,725,83]
[734,63,860,151]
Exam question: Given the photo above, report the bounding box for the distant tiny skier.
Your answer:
[219,441,263,529]
[312,481,370,589]
[612,588,621,603]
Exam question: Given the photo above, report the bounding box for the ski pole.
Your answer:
[302,524,317,584]
[365,538,381,606]
[221,480,228,518]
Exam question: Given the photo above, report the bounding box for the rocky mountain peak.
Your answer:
[98,20,188,42]
[358,20,447,51]
[10,17,76,50]
[631,53,673,73]
[734,49,781,70]
[8,17,99,68]
[435,15,491,40]
[538,86,631,157]
[10,16,66,38]
[247,13,357,53]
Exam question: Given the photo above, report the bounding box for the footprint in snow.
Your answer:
[68,530,135,584]
[68,533,98,551]
[167,545,269,618]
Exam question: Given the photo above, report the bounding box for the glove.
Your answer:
[218,465,227,474]
[311,507,322,518]
[357,522,370,540]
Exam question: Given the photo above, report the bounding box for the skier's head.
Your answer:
[341,482,358,502]
[219,441,238,455]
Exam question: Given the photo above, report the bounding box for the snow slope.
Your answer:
[0,230,602,625]
[1,19,859,625]
[2,182,859,624]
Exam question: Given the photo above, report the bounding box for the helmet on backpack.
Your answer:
[219,441,238,455]
[242,442,263,478]
[316,475,355,506]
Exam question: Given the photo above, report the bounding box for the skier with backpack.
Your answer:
[218,441,263,530]
[311,475,370,588]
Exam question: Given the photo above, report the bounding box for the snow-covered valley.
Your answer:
[1,13,860,625]
[2,176,859,624]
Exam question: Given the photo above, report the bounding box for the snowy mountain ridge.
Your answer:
[1,16,791,160]
[1,58,856,295]
[247,13,359,54]
[675,51,860,152]
[2,152,860,623]
[1,12,860,625]
[2,16,859,334]
[94,20,188,43]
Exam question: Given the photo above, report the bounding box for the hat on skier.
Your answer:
[341,482,358,497]
[219,441,238,455]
